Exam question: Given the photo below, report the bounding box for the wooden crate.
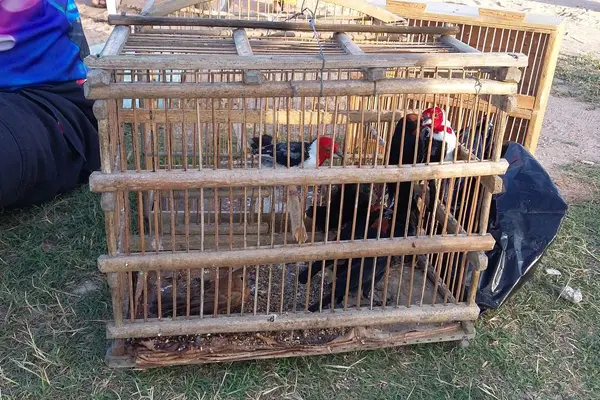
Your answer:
[86,1,526,368]
[386,0,565,154]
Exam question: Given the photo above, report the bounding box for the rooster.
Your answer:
[250,134,342,169]
[300,114,425,292]
[250,134,343,243]
[151,268,250,317]
[387,113,428,213]
[305,114,426,235]
[420,106,457,213]
[421,106,457,163]
[305,183,372,234]
[301,113,438,310]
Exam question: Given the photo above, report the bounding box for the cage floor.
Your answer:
[131,260,454,321]
[106,320,474,368]
[106,260,471,368]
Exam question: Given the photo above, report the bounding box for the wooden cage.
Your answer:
[86,1,528,368]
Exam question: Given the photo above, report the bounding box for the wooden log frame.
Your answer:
[105,302,480,339]
[85,52,528,71]
[334,32,385,81]
[108,15,455,35]
[85,78,519,100]
[94,101,124,329]
[98,233,495,273]
[89,160,509,192]
[107,321,474,368]
[100,25,130,57]
[134,27,413,42]
[525,22,565,153]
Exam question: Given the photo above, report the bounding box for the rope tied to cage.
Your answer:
[307,9,326,98]
[280,0,325,98]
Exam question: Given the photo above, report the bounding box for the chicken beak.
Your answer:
[423,118,432,126]
[334,150,344,159]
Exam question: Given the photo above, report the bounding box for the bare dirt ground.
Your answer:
[76,0,600,201]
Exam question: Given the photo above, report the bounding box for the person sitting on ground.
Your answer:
[0,0,100,210]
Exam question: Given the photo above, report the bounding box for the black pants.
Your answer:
[0,82,100,210]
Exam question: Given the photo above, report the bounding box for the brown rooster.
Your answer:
[150,267,251,318]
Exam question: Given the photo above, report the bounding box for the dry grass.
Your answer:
[0,164,598,399]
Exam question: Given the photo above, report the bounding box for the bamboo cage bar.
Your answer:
[89,160,509,192]
[457,144,504,194]
[117,109,421,125]
[164,188,271,200]
[334,32,386,81]
[232,28,263,85]
[413,184,487,272]
[114,99,521,127]
[85,79,518,100]
[99,234,495,273]
[466,106,510,306]
[161,221,270,235]
[86,52,528,70]
[100,25,130,57]
[107,303,480,339]
[108,15,459,34]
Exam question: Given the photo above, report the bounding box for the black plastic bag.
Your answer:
[475,142,568,310]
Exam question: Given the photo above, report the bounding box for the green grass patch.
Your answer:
[0,165,599,399]
[554,54,600,106]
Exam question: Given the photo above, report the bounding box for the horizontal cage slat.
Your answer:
[108,15,458,35]
[98,233,495,272]
[89,161,509,192]
[85,52,528,70]
[106,303,480,339]
[85,79,517,99]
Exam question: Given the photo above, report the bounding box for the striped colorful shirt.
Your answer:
[0,0,89,90]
